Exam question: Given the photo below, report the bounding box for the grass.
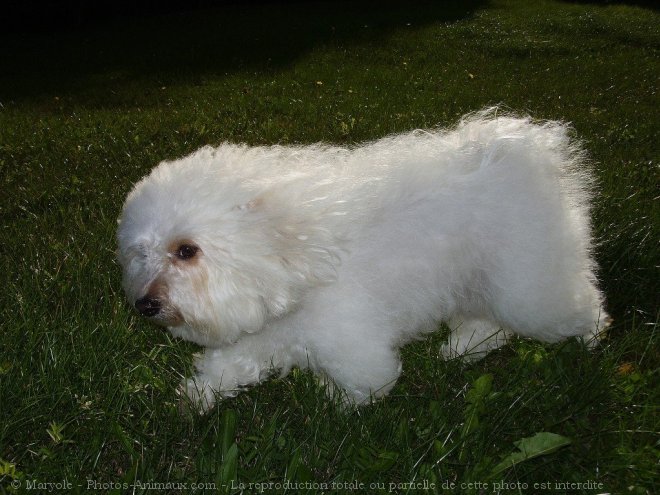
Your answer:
[0,0,658,493]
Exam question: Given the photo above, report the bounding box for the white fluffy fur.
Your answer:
[117,109,610,411]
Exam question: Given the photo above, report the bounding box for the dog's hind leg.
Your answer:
[440,316,511,362]
[312,337,403,406]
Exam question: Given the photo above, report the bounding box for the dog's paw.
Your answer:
[441,319,510,362]
[177,377,217,414]
[316,373,387,409]
[584,313,612,349]
[317,374,357,408]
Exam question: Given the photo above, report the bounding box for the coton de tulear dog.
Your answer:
[117,110,610,411]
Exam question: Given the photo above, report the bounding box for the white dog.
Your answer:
[117,109,610,411]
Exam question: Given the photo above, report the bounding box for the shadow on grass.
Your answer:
[0,0,488,102]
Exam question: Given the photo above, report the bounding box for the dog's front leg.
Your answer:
[179,328,296,413]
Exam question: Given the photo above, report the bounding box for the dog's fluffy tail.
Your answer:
[457,106,598,247]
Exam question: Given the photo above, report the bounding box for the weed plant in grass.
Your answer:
[0,0,657,494]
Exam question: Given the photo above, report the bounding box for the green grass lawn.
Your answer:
[1,0,658,493]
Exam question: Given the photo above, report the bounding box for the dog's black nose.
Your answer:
[135,296,161,317]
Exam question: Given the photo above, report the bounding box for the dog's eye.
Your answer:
[175,244,199,260]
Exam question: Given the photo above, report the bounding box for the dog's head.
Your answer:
[117,146,340,346]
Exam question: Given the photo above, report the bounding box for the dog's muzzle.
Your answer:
[135,296,161,317]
